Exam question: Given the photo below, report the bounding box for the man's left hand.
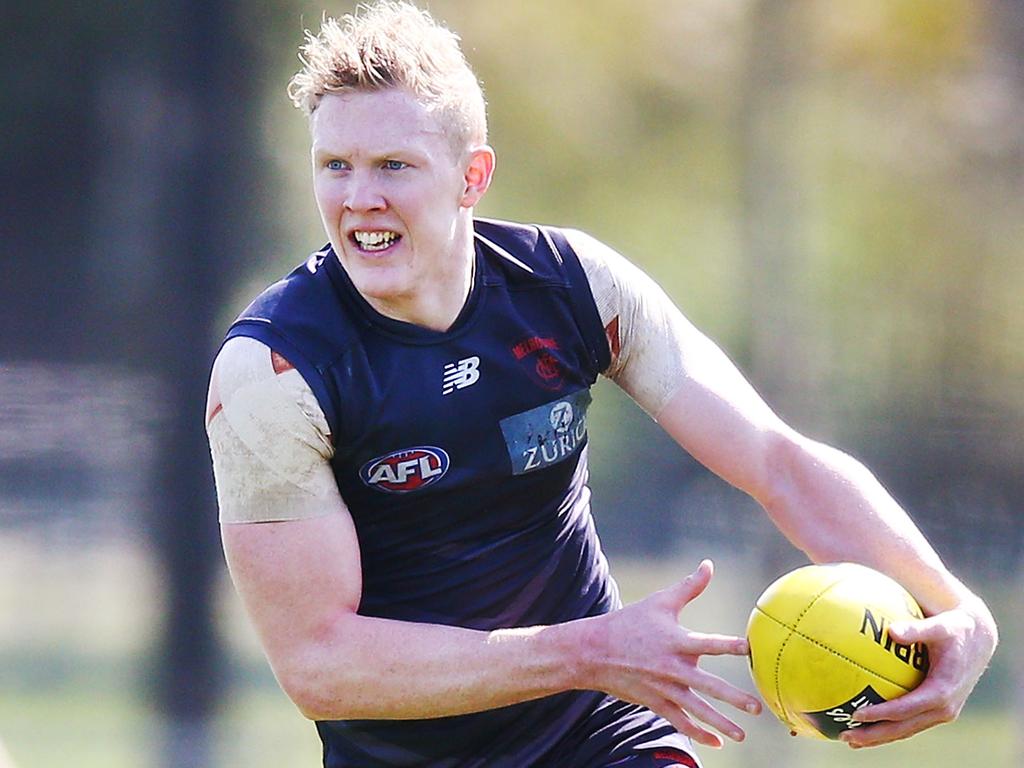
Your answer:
[841,597,998,748]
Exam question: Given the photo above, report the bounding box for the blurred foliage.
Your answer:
[258,0,1023,388]
[248,0,1024,567]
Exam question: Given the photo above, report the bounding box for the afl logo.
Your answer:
[360,446,450,494]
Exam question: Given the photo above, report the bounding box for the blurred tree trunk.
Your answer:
[737,1,811,502]
[85,2,260,765]
[994,0,1024,168]
[736,0,807,756]
[142,3,257,766]
[988,2,1024,758]
[737,0,811,423]
[1,5,105,360]
[4,2,260,765]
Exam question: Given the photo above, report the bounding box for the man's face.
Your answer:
[310,89,490,322]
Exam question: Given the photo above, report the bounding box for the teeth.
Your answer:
[353,230,399,251]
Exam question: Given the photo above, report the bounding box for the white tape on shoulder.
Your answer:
[567,229,689,416]
[207,337,341,523]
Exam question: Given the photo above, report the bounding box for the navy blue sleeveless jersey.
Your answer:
[225,219,695,767]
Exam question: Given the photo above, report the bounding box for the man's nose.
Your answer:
[344,171,387,212]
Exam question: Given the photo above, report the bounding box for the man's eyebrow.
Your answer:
[313,145,428,161]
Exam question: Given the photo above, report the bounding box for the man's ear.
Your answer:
[460,146,496,208]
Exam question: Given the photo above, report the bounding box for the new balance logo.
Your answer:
[442,356,481,395]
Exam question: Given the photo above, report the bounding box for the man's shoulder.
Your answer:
[224,245,357,371]
[234,247,336,324]
[473,217,584,285]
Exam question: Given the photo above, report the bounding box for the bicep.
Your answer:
[652,332,796,503]
[221,507,363,668]
[207,337,365,689]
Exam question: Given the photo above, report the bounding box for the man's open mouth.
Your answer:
[352,230,401,252]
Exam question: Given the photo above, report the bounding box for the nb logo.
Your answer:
[442,356,481,395]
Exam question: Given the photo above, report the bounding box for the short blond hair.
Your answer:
[288,1,487,154]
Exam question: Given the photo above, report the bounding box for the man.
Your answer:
[205,2,997,766]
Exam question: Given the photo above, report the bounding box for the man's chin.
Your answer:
[351,277,413,315]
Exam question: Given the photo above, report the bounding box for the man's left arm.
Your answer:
[566,228,998,748]
[654,362,998,747]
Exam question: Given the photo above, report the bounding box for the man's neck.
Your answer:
[363,221,476,332]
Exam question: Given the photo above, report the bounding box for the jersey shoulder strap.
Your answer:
[222,247,349,434]
[539,224,613,377]
[474,217,611,375]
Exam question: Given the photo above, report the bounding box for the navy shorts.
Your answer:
[604,748,700,768]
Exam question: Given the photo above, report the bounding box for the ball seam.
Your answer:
[768,580,840,728]
[758,607,916,692]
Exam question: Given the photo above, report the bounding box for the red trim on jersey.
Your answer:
[205,400,223,426]
[651,750,698,768]
[605,315,621,359]
[271,350,296,374]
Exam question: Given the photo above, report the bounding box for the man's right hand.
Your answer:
[577,560,762,748]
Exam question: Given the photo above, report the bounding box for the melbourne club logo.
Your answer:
[442,356,481,395]
[360,446,450,493]
[510,335,565,391]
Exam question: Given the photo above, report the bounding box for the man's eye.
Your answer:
[384,160,407,171]
[326,160,345,171]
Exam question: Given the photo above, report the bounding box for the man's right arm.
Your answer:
[206,337,758,744]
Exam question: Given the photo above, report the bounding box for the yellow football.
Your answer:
[746,562,929,740]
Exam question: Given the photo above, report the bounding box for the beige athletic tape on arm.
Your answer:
[566,229,689,416]
[207,336,341,523]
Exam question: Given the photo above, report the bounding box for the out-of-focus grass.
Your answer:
[1,676,1015,768]
[0,540,1018,767]
[0,681,320,768]
[2,684,152,767]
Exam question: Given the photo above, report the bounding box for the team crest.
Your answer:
[360,446,450,493]
[510,335,565,391]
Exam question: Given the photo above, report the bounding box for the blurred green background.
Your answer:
[2,0,1021,766]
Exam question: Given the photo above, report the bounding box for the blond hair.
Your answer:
[288,1,487,154]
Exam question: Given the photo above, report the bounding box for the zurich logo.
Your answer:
[499,389,592,476]
[360,446,450,493]
[549,401,573,433]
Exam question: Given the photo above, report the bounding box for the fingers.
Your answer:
[651,697,725,749]
[851,673,962,733]
[658,560,714,613]
[846,672,962,748]
[675,662,762,715]
[852,616,961,725]
[842,708,952,749]
[851,682,936,724]
[649,679,756,748]
[683,630,749,657]
[668,684,748,742]
[836,602,996,748]
[887,615,949,645]
[610,559,765,748]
